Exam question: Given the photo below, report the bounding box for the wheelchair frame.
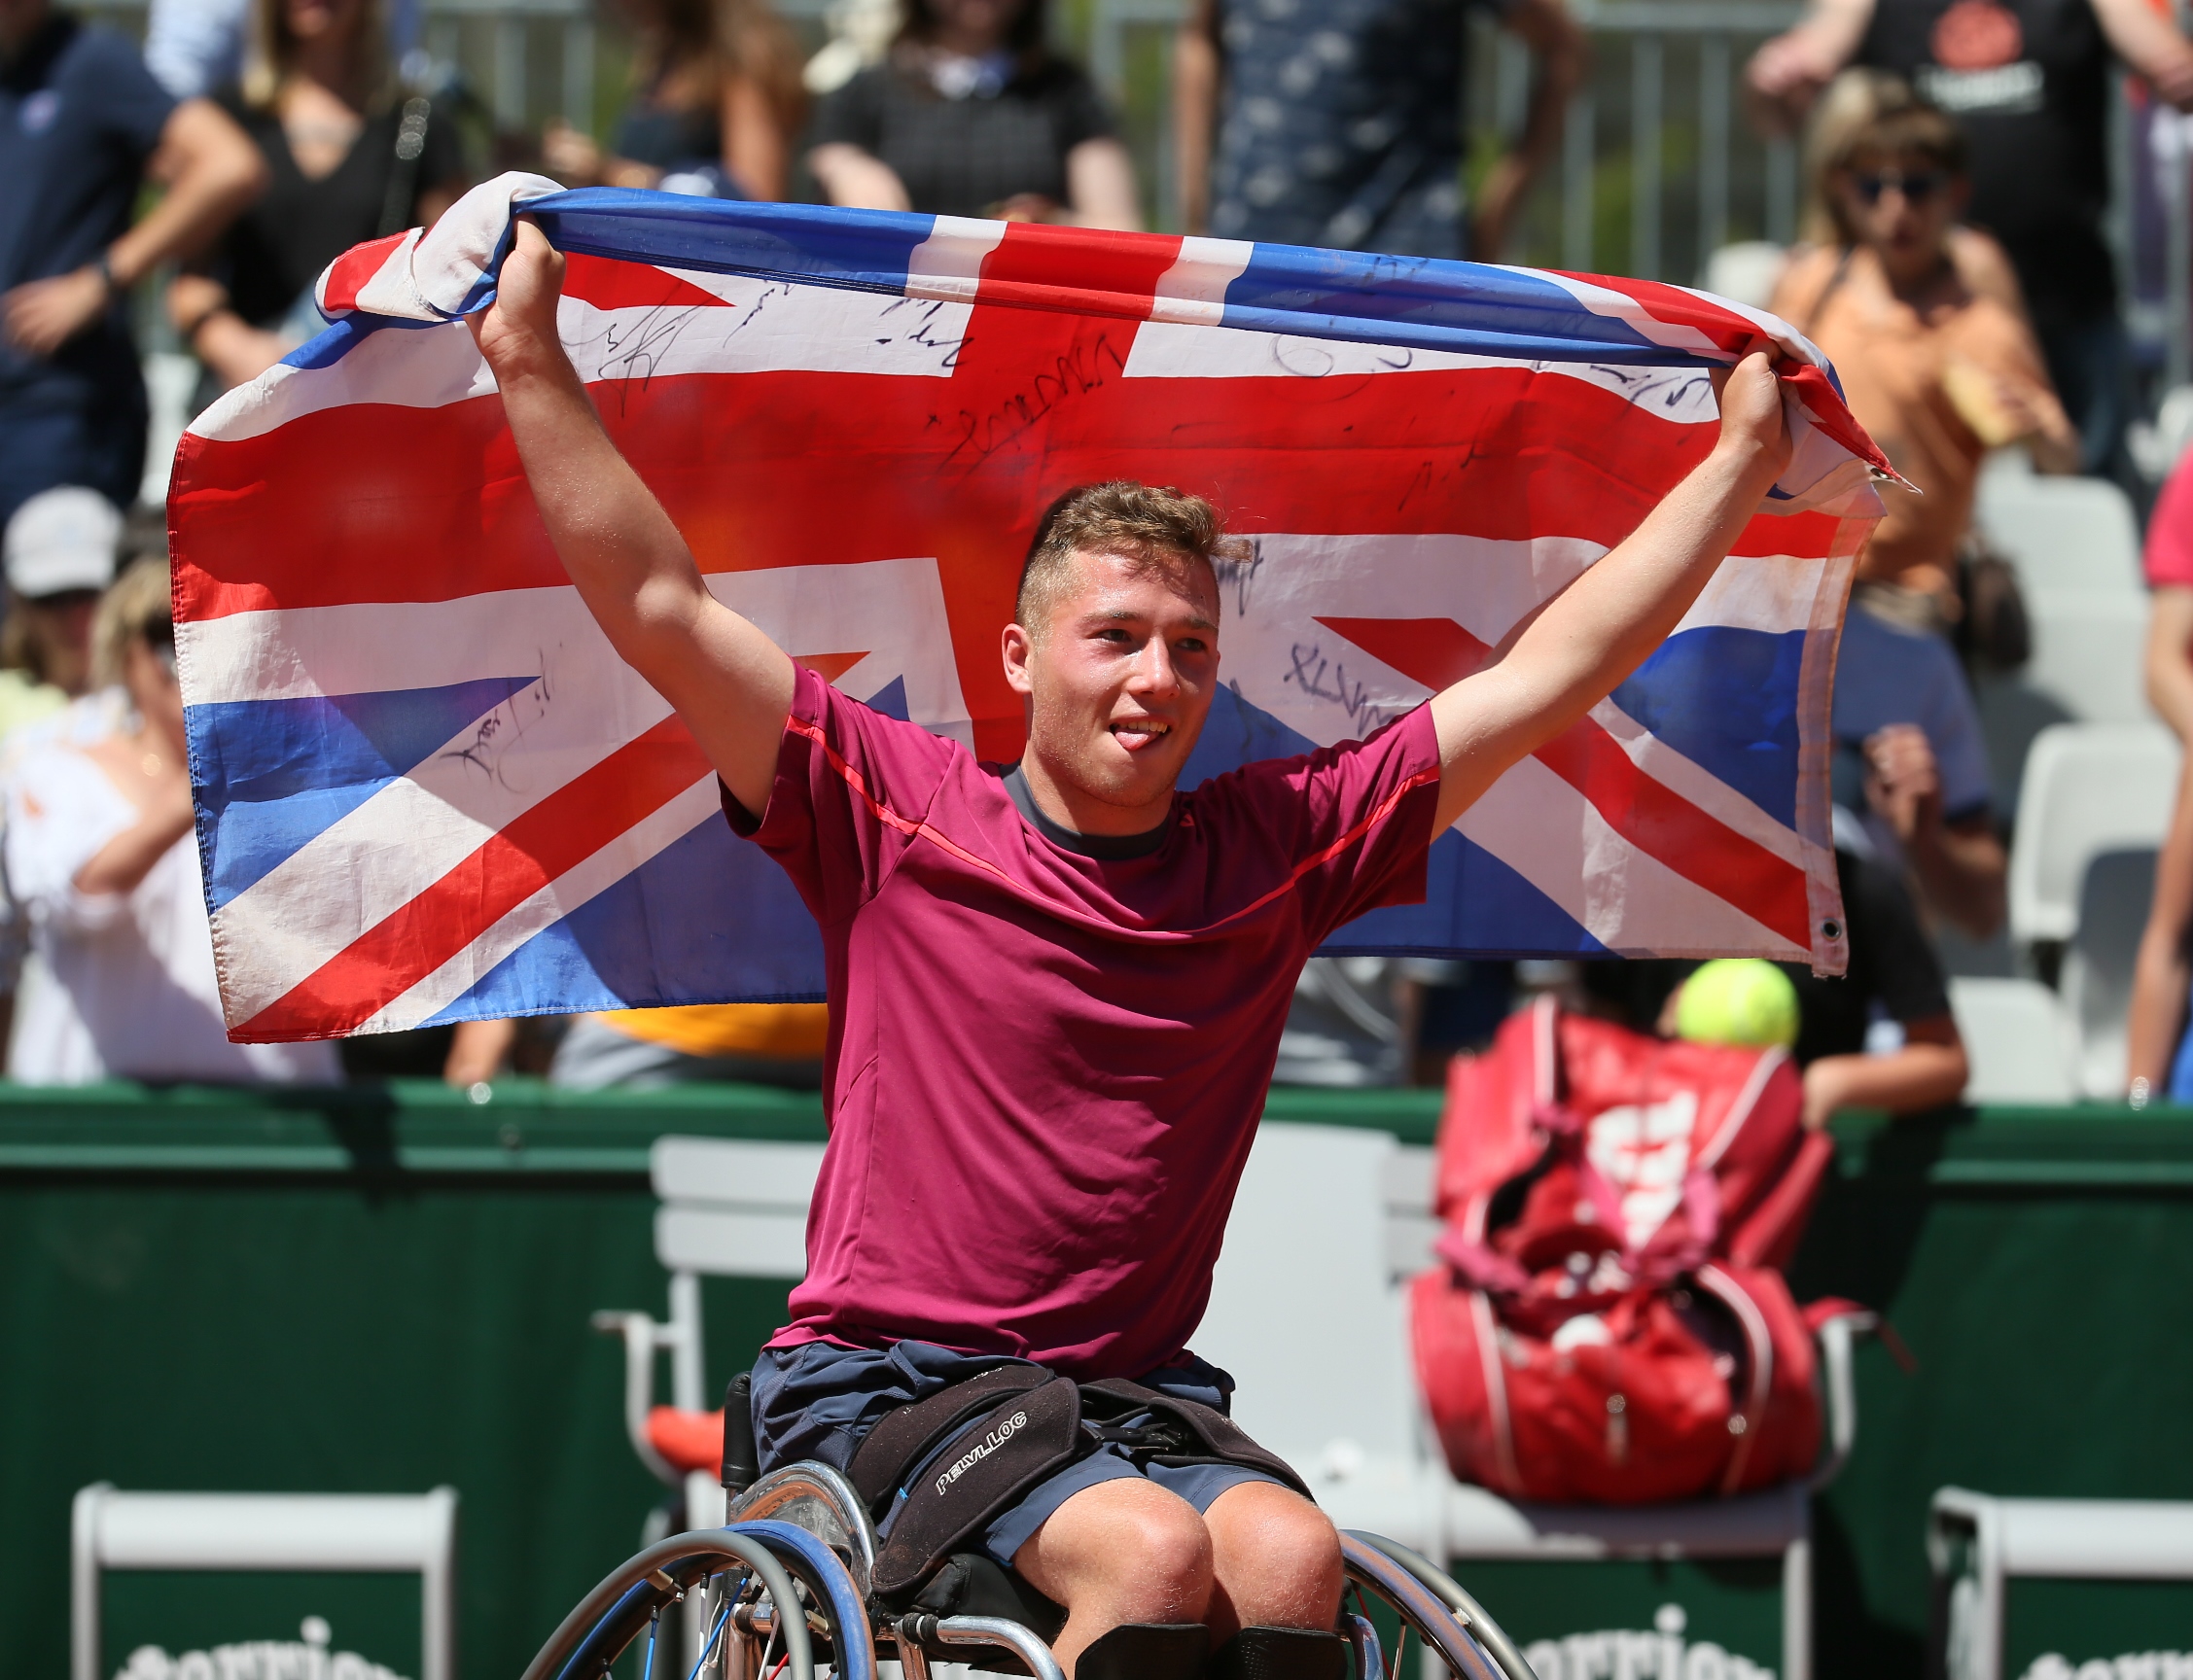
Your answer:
[520,1459,1540,1680]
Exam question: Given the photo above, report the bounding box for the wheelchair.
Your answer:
[518,1408,1540,1680]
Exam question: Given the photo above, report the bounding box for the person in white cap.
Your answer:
[0,488,120,745]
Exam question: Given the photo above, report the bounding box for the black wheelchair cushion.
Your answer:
[910,1552,1068,1643]
[1208,1627,1348,1680]
[1077,1622,1209,1680]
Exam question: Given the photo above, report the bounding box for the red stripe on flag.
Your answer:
[171,361,1718,620]
[561,252,730,314]
[232,716,713,1041]
[974,222,1185,322]
[320,232,407,316]
[1316,615,1814,949]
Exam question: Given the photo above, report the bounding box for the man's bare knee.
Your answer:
[1015,1479,1216,1634]
[1204,1483,1345,1633]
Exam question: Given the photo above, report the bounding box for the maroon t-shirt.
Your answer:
[736,666,1443,1379]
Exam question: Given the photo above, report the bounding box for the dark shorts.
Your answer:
[750,1340,1288,1569]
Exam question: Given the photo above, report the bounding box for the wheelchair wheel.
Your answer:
[1339,1532,1539,1680]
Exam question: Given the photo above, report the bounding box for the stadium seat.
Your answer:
[2008,724,2179,946]
[2060,850,2160,1099]
[70,1486,457,1680]
[1973,473,2144,594]
[1947,978,2076,1104]
[2017,588,2151,726]
[592,1135,822,1531]
[1929,1489,2193,1680]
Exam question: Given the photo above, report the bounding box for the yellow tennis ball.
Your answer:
[1675,959,1800,1049]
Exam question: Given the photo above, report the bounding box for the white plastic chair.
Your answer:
[2017,589,2151,726]
[1946,978,2077,1104]
[1974,474,2144,594]
[2059,850,2160,1098]
[1930,1489,2193,1680]
[71,1486,458,1680]
[2007,724,2179,945]
[593,1136,823,1531]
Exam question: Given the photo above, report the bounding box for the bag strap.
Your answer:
[847,1364,1051,1512]
[1795,245,1857,338]
[1078,1380,1314,1500]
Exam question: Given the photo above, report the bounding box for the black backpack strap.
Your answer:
[848,1364,1051,1512]
[1078,1380,1314,1500]
[871,1377,1086,1604]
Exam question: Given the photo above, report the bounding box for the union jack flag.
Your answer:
[167,176,1887,1043]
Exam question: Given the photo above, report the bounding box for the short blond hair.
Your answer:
[1015,482,1231,634]
[93,557,173,688]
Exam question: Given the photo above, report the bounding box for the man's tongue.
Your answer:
[1112,721,1168,752]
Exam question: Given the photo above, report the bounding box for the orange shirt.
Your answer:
[1771,245,2067,581]
[596,1002,830,1061]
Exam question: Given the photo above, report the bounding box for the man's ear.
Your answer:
[1001,620,1036,696]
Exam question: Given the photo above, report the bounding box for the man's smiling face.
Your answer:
[1003,546,1221,829]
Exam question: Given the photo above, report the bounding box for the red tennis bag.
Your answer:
[1410,998,1839,1504]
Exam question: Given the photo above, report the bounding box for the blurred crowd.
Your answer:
[7,0,2193,1106]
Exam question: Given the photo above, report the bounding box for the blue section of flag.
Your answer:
[189,676,539,909]
[524,189,937,300]
[423,807,829,1020]
[1221,248,1691,365]
[1610,626,1806,828]
[1328,829,1609,957]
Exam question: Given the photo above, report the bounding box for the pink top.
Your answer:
[737,666,1444,1379]
[2150,453,2193,589]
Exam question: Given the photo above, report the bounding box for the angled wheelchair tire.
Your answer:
[1339,1532,1535,1680]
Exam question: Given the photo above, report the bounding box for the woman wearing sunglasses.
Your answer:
[1766,74,2073,945]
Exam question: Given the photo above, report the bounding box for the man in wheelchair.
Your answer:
[472,218,1792,1679]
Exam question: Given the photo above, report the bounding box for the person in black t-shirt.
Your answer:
[160,0,470,390]
[1580,849,1969,1127]
[806,0,1139,228]
[1747,0,2193,474]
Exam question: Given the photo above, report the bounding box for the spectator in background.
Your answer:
[144,0,415,99]
[544,0,804,199]
[549,1001,827,1090]
[1173,0,1585,259]
[0,0,265,524]
[806,0,1139,227]
[2141,449,2193,743]
[2126,755,2193,1104]
[1748,0,2193,477]
[163,0,470,389]
[2,558,339,1083]
[1582,848,1969,1128]
[1771,84,2040,941]
[0,488,113,742]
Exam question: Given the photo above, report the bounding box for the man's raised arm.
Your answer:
[469,219,795,817]
[1428,352,1793,835]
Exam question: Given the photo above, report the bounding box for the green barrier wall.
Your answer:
[3,1083,2190,1680]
